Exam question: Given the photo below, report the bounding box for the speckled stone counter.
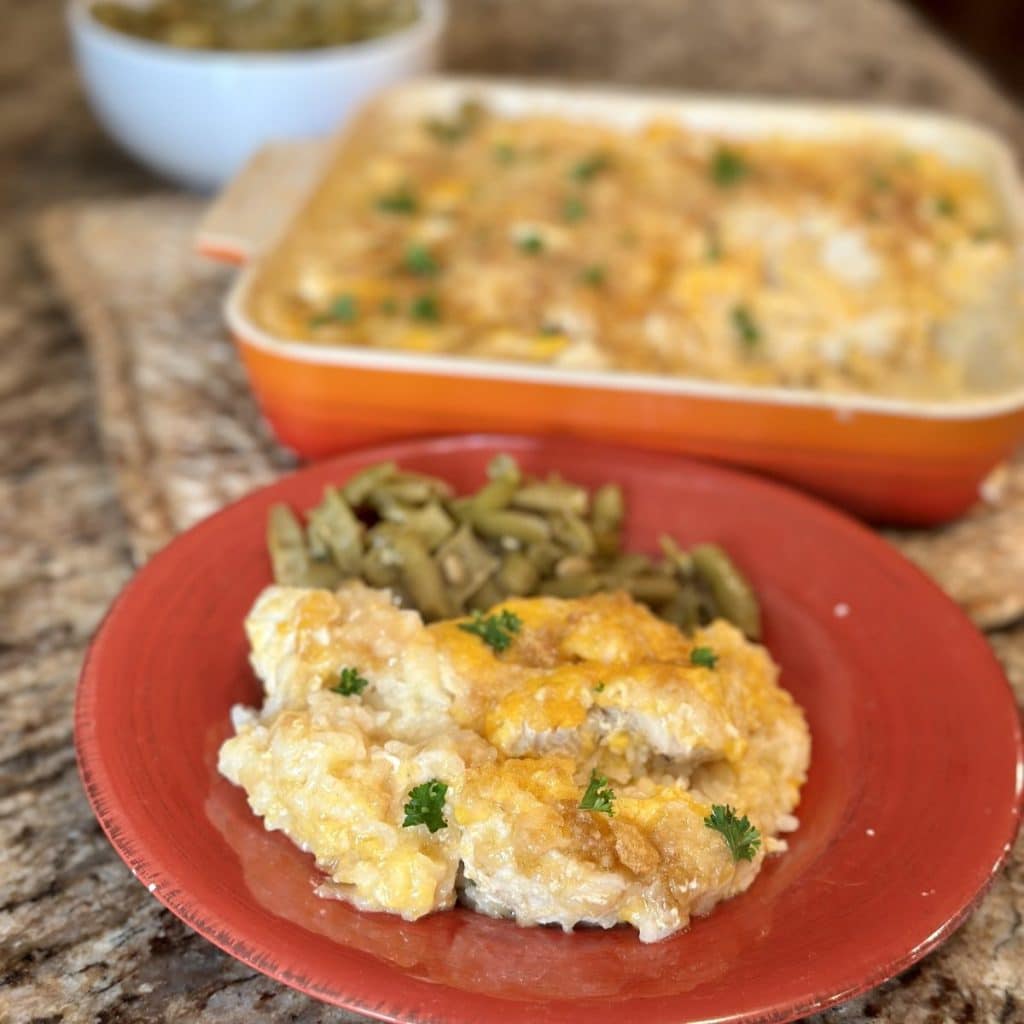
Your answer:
[2,1,1023,1022]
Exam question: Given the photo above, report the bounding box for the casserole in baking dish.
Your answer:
[200,77,1024,524]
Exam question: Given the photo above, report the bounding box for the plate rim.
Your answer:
[74,433,1024,1024]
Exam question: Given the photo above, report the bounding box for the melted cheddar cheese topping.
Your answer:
[247,98,1023,399]
[219,582,810,942]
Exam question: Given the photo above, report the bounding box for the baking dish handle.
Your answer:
[195,139,331,265]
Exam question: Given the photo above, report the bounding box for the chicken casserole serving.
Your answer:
[246,93,1023,400]
[219,583,810,942]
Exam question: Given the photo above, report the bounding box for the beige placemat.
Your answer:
[36,196,1024,632]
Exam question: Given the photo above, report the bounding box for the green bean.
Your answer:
[591,483,624,532]
[380,500,455,551]
[511,481,588,515]
[435,525,500,605]
[658,535,695,578]
[496,552,540,596]
[550,512,596,556]
[361,526,402,588]
[472,509,551,545]
[305,523,330,562]
[539,573,603,598]
[307,488,364,574]
[605,552,652,579]
[373,472,453,506]
[267,504,314,585]
[467,578,505,612]
[554,555,593,578]
[659,586,704,631]
[342,461,397,505]
[467,475,519,515]
[691,544,762,639]
[303,561,344,589]
[621,574,680,605]
[265,457,763,639]
[486,453,522,484]
[392,533,455,621]
[525,541,564,576]
[446,496,475,524]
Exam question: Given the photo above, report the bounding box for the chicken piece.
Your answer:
[219,689,495,920]
[453,757,761,943]
[244,582,451,737]
[427,591,697,732]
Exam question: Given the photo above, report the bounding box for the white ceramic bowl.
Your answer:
[67,0,446,192]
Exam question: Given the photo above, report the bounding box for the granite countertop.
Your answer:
[2,1,1023,1022]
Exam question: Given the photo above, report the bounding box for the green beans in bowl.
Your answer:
[267,454,762,637]
[90,0,420,52]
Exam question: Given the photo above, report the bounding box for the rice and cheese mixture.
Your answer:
[248,98,1021,399]
[218,582,810,942]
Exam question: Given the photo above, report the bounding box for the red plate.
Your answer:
[76,436,1022,1024]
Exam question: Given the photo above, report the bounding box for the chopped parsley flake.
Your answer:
[731,304,760,348]
[711,147,749,187]
[579,770,615,815]
[331,666,369,696]
[375,187,418,215]
[690,646,718,669]
[936,195,957,217]
[562,196,587,222]
[518,232,545,255]
[704,804,761,862]
[403,243,440,276]
[409,293,441,322]
[571,153,611,183]
[494,143,517,164]
[310,294,358,327]
[402,779,448,833]
[593,682,606,693]
[581,264,605,288]
[458,609,522,652]
[706,228,723,262]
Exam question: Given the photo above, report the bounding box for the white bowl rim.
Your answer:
[67,0,446,67]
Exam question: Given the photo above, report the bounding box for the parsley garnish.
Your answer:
[331,666,369,696]
[458,609,522,652]
[425,119,468,144]
[410,293,441,322]
[310,294,358,327]
[562,196,587,222]
[690,646,718,669]
[571,153,611,183]
[936,195,957,217]
[593,682,606,693]
[579,770,615,815]
[704,804,761,862]
[518,232,545,255]
[402,779,448,833]
[581,264,605,288]
[731,304,760,349]
[376,187,418,215]
[711,147,748,187]
[494,143,517,164]
[706,227,723,262]
[403,243,439,276]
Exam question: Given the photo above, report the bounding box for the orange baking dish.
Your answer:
[199,78,1024,525]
